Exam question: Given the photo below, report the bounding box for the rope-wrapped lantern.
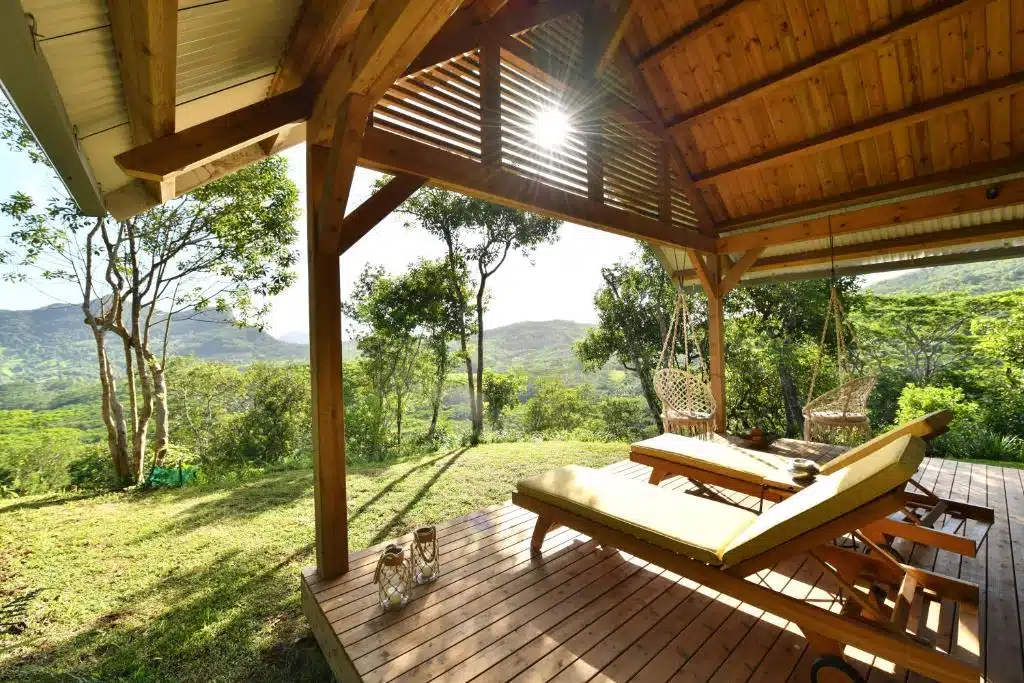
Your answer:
[374,544,413,611]
[412,525,440,584]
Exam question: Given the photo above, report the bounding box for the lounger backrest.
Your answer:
[719,434,924,566]
[818,410,951,475]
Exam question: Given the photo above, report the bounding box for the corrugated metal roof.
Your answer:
[177,0,300,105]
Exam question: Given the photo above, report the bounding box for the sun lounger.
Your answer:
[514,435,982,683]
[629,411,993,558]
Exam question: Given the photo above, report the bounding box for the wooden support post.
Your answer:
[479,32,502,168]
[306,144,349,580]
[706,256,727,433]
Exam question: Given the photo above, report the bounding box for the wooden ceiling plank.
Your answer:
[717,175,1024,253]
[695,71,1024,188]
[115,89,312,182]
[668,0,990,135]
[359,126,717,252]
[310,0,464,145]
[338,173,426,255]
[106,0,177,145]
[270,0,365,96]
[404,0,578,76]
[635,0,749,71]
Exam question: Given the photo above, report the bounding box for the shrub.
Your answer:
[895,384,980,425]
[523,379,595,434]
[599,396,656,441]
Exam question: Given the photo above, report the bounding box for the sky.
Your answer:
[0,143,641,340]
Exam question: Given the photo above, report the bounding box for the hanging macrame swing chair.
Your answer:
[654,290,716,438]
[803,235,876,444]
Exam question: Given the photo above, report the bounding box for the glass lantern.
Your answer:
[373,544,412,611]
[412,525,440,584]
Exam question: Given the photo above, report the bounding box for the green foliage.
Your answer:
[869,258,1024,295]
[895,384,980,425]
[482,368,525,428]
[524,378,596,434]
[598,396,657,441]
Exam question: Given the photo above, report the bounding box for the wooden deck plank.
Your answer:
[302,458,1022,683]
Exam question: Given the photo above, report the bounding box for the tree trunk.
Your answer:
[472,281,486,443]
[427,345,448,441]
[778,348,803,438]
[150,359,169,467]
[396,391,403,446]
[132,341,154,483]
[91,327,132,482]
[637,367,664,433]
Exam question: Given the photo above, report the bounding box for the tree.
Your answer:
[726,277,859,436]
[482,368,525,429]
[1,100,299,484]
[574,245,683,431]
[393,187,559,442]
[344,259,465,450]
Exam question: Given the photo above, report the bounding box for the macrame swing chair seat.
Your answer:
[654,291,716,438]
[803,282,876,444]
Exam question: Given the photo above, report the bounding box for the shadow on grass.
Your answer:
[4,544,334,683]
[135,470,314,543]
[0,492,106,515]
[349,447,468,524]
[366,447,468,546]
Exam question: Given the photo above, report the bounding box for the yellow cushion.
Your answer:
[819,410,952,475]
[631,433,791,486]
[517,465,757,566]
[720,435,925,566]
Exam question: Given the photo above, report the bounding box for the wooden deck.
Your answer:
[301,457,1023,683]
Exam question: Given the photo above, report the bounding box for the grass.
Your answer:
[0,441,627,683]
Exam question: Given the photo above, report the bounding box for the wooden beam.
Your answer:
[635,0,748,71]
[310,0,464,144]
[106,125,306,220]
[716,155,1024,234]
[270,0,365,95]
[405,0,578,76]
[718,175,1024,253]
[589,1,637,78]
[359,127,717,252]
[337,173,426,254]
[106,0,177,145]
[703,222,1024,281]
[306,144,349,580]
[319,94,374,254]
[479,33,502,168]
[686,249,717,298]
[667,0,990,134]
[718,247,763,295]
[115,89,312,182]
[696,72,1024,188]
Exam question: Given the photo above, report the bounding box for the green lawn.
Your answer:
[0,441,627,683]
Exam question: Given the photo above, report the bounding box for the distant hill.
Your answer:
[0,303,309,383]
[869,258,1024,295]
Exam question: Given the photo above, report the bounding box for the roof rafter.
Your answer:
[404,0,578,76]
[635,0,748,71]
[666,0,990,134]
[309,0,464,144]
[584,0,637,78]
[717,176,1024,254]
[270,0,366,96]
[695,72,1024,188]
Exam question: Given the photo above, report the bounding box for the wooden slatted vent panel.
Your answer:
[372,11,700,233]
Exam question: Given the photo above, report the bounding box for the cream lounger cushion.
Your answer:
[517,465,757,565]
[518,435,924,568]
[818,409,952,474]
[720,435,925,566]
[631,433,791,485]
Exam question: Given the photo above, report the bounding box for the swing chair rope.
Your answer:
[658,290,705,374]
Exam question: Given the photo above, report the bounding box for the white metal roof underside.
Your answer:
[21,0,301,197]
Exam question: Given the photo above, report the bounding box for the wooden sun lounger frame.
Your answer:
[631,439,994,559]
[513,485,982,683]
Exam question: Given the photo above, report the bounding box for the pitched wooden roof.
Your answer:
[2,0,1022,285]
